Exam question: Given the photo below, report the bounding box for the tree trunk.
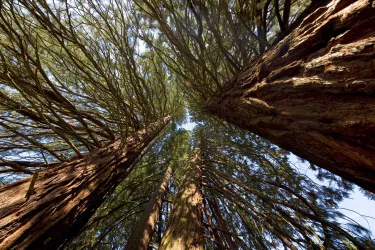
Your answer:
[0,117,170,250]
[124,166,172,250]
[207,0,375,192]
[159,154,204,250]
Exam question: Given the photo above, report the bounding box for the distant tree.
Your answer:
[159,152,204,250]
[68,125,374,249]
[124,166,172,250]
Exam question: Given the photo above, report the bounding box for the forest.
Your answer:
[0,0,375,249]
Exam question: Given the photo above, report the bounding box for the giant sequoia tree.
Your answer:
[136,0,375,192]
[0,0,375,249]
[0,0,181,248]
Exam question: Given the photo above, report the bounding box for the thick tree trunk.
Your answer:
[159,155,203,250]
[207,0,375,192]
[124,166,172,250]
[0,117,170,250]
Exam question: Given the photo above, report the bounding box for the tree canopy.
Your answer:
[0,0,183,182]
[132,0,320,101]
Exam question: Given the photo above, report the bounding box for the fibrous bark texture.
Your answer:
[124,166,172,250]
[0,117,170,250]
[159,155,203,250]
[207,0,375,192]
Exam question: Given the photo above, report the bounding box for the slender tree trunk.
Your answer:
[207,0,375,192]
[124,166,172,250]
[0,117,170,250]
[159,154,204,250]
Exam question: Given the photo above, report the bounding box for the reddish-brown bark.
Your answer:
[207,0,375,192]
[124,166,172,250]
[159,154,203,250]
[0,117,170,250]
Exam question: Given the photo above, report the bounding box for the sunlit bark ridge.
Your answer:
[0,117,170,250]
[207,0,375,192]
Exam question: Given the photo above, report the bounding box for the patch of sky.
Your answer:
[289,154,375,237]
[181,121,196,131]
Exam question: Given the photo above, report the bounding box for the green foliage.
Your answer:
[132,0,311,106]
[196,121,373,249]
[0,0,184,179]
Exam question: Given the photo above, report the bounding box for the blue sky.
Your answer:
[289,154,375,237]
